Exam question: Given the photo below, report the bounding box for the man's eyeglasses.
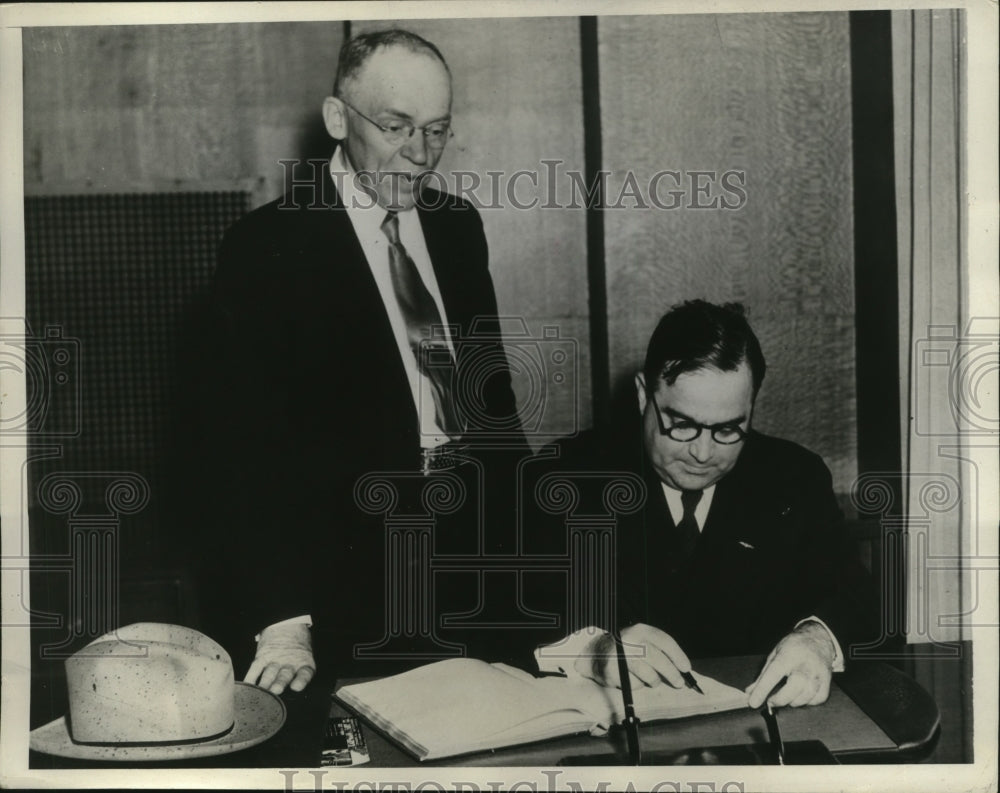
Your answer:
[341,99,454,149]
[646,389,748,445]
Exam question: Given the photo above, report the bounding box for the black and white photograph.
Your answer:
[1,2,996,791]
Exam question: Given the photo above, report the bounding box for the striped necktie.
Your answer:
[381,211,464,438]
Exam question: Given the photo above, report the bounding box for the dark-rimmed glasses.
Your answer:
[646,389,748,445]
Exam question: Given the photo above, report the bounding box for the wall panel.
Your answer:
[599,13,858,493]
[23,23,345,203]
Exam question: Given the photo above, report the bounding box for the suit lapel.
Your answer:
[633,454,685,569]
[701,433,782,549]
[701,473,739,542]
[299,164,370,283]
[642,463,676,530]
[302,169,418,431]
[417,198,471,336]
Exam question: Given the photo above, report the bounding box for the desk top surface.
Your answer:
[328,655,900,767]
[29,650,945,769]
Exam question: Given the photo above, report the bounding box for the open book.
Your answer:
[335,658,748,761]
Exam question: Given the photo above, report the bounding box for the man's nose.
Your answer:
[400,131,429,164]
[689,432,714,463]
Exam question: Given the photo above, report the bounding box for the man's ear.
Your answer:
[635,372,647,414]
[322,96,348,140]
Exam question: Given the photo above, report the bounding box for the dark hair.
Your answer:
[643,300,767,398]
[333,29,450,97]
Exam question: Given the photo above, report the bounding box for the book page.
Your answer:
[630,671,749,722]
[522,669,750,728]
[336,659,596,758]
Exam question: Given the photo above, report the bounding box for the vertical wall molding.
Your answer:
[850,11,903,480]
[580,17,609,430]
[850,10,906,644]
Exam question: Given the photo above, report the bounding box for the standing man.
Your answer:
[536,300,876,708]
[200,30,525,694]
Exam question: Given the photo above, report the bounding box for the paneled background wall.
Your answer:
[22,14,859,587]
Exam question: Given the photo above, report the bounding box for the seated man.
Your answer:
[535,300,877,708]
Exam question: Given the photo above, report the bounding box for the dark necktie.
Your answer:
[677,489,703,562]
[380,211,464,438]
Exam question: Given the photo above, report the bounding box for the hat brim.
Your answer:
[29,682,286,761]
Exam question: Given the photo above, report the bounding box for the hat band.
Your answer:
[68,719,236,747]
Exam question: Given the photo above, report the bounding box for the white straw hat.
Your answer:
[30,623,285,761]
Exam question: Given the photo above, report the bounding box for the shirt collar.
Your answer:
[660,482,717,529]
[661,482,716,500]
[330,146,421,242]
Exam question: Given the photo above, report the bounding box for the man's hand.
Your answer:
[244,622,316,695]
[746,621,836,709]
[574,623,692,689]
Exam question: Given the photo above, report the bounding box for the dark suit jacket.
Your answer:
[526,427,878,662]
[193,160,527,672]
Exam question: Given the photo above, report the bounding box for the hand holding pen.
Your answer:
[746,622,836,709]
[576,623,700,692]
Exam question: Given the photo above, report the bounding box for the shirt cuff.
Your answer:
[796,616,844,672]
[254,614,313,643]
[534,626,606,679]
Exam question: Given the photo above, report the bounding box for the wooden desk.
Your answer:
[888,640,973,763]
[29,649,948,768]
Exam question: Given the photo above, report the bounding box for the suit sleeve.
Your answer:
[789,454,881,661]
[453,205,527,449]
[194,217,315,659]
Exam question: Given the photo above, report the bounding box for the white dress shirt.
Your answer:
[333,146,455,450]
